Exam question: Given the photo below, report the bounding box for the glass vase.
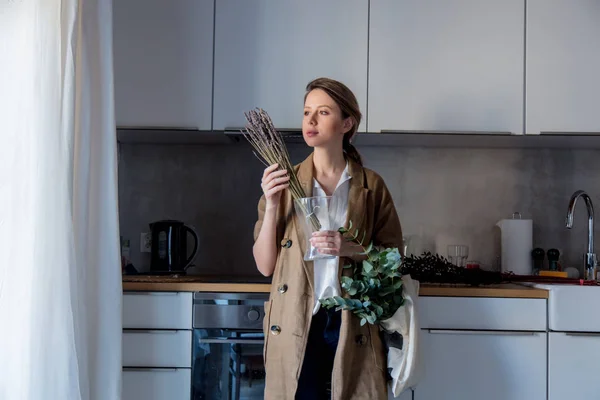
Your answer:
[293,196,336,261]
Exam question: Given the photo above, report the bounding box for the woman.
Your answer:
[253,77,403,400]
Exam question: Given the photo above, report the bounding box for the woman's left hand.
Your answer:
[310,230,364,259]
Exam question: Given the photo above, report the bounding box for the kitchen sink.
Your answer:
[534,284,600,332]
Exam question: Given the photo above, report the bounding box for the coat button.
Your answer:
[270,325,281,335]
[356,334,368,346]
[280,239,292,248]
[277,284,288,294]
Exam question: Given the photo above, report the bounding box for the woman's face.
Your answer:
[302,89,353,149]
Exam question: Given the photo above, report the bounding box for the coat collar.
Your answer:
[293,152,370,291]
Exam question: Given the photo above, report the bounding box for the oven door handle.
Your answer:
[199,338,264,344]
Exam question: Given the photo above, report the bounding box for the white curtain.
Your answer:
[0,0,122,399]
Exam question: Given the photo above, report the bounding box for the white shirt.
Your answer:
[312,163,352,314]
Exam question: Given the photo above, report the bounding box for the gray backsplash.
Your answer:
[118,141,600,277]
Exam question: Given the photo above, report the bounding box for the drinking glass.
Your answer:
[448,245,469,267]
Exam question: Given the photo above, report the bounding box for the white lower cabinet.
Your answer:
[122,330,192,368]
[122,292,193,400]
[414,329,547,400]
[549,332,600,400]
[119,291,553,400]
[122,292,192,330]
[122,368,191,400]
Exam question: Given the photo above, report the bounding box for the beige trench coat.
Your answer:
[254,153,404,400]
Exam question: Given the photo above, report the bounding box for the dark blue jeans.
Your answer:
[295,307,342,400]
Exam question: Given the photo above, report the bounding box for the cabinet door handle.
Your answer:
[123,367,180,372]
[427,329,538,336]
[565,332,600,337]
[199,338,264,344]
[124,292,178,296]
[380,129,513,135]
[123,329,179,334]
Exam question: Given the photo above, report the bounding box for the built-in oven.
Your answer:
[191,292,268,400]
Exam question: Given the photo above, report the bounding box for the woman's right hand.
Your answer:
[261,163,290,209]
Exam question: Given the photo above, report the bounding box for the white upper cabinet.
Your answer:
[526,0,600,134]
[368,0,525,134]
[113,0,214,129]
[213,0,368,131]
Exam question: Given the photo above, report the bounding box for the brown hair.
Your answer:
[304,77,363,166]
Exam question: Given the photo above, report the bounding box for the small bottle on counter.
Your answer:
[531,248,545,275]
[121,237,131,274]
[547,248,560,271]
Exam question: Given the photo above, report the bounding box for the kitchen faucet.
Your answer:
[566,190,597,280]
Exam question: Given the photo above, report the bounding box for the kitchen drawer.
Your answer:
[122,368,191,400]
[419,297,546,331]
[417,329,547,400]
[123,330,192,368]
[123,292,192,329]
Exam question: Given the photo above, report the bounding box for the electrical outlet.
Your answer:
[140,232,152,253]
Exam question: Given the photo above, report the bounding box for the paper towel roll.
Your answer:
[496,215,533,275]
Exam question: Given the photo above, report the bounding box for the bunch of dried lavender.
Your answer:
[242,108,320,230]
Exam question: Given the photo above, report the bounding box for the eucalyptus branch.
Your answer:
[320,220,405,326]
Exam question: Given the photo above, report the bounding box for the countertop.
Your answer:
[123,274,272,293]
[122,275,549,298]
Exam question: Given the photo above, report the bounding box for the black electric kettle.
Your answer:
[149,219,199,274]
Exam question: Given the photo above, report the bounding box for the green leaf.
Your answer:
[361,281,369,292]
[366,312,376,324]
[355,284,367,296]
[379,252,388,263]
[366,269,379,278]
[360,317,367,326]
[393,279,403,290]
[351,299,363,309]
[373,303,384,317]
[362,300,371,307]
[333,296,345,306]
[362,260,374,273]
[348,220,353,231]
[353,281,362,292]
[341,276,353,287]
[387,249,401,262]
[347,287,358,296]
[319,298,336,308]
